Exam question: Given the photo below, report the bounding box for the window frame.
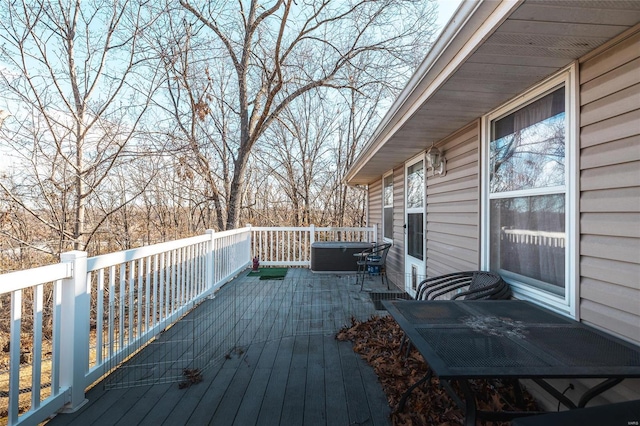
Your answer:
[404,153,427,289]
[481,64,578,317]
[382,170,394,242]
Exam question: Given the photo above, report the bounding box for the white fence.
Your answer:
[0,225,373,425]
[250,225,376,266]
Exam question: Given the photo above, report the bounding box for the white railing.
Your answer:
[501,228,565,248]
[0,225,373,425]
[0,263,73,426]
[250,225,376,266]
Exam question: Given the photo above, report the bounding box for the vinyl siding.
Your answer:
[366,170,405,289]
[518,32,640,406]
[368,178,382,242]
[578,28,640,344]
[387,166,405,288]
[426,122,481,277]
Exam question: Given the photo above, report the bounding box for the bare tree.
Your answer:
[329,58,398,227]
[162,0,437,230]
[154,12,232,231]
[0,0,162,254]
[255,90,337,226]
[249,28,438,228]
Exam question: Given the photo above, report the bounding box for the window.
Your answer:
[406,161,424,210]
[406,160,424,260]
[484,68,576,310]
[383,173,393,241]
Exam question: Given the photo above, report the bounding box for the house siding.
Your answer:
[387,166,405,288]
[426,122,481,277]
[368,177,382,242]
[578,28,640,345]
[366,171,405,289]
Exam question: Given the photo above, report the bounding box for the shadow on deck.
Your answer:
[46,268,405,426]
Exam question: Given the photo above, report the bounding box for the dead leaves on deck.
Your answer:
[178,368,203,389]
[336,316,539,426]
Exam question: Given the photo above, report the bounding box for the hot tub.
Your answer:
[310,241,373,272]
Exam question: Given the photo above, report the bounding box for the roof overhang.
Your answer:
[346,0,640,185]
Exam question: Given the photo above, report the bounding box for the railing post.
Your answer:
[206,229,215,290]
[59,251,89,412]
[308,224,315,266]
[246,224,253,264]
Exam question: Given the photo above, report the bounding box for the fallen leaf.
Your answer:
[336,316,540,425]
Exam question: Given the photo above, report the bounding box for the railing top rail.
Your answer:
[250,226,312,231]
[87,228,251,271]
[249,226,374,232]
[211,227,251,238]
[87,234,210,271]
[314,226,375,232]
[0,262,72,294]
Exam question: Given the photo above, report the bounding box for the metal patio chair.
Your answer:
[356,242,392,291]
[415,270,510,301]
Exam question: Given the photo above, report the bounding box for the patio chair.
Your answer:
[356,242,392,291]
[400,271,510,354]
[415,271,511,301]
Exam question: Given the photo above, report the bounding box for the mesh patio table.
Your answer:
[382,299,640,426]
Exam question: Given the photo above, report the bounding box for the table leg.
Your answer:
[396,369,432,412]
[578,378,623,408]
[457,380,478,426]
[533,377,625,411]
[355,255,367,291]
[505,378,525,406]
[532,378,577,409]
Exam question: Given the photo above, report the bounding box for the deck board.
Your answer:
[115,385,171,426]
[304,334,327,425]
[210,341,265,425]
[280,335,309,425]
[185,366,235,425]
[46,269,398,426]
[323,337,351,426]
[255,336,294,425]
[338,340,379,425]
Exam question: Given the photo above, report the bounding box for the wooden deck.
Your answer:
[46,268,402,426]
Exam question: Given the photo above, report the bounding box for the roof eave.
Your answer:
[345,0,522,185]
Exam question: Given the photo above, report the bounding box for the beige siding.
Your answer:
[366,169,405,289]
[386,166,405,288]
[426,121,481,277]
[579,28,640,346]
[368,178,382,242]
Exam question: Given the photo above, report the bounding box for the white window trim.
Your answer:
[480,63,579,318]
[405,152,427,213]
[382,170,394,243]
[404,153,427,295]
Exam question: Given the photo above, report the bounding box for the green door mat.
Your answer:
[247,268,288,280]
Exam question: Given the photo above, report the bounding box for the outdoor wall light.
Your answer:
[426,145,446,176]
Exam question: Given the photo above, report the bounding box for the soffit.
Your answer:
[347,0,640,185]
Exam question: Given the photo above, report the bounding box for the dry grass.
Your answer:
[0,344,54,426]
[0,331,105,426]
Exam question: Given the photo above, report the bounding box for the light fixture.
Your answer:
[426,145,446,176]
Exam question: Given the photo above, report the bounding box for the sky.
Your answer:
[0,0,465,173]
[437,0,463,29]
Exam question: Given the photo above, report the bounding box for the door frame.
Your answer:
[404,154,426,296]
